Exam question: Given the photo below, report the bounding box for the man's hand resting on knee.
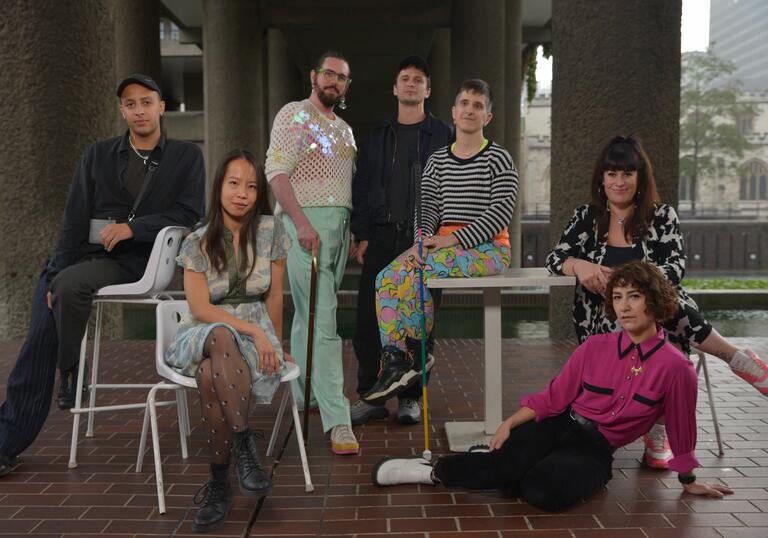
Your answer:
[100,223,134,251]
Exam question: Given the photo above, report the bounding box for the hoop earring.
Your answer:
[338,95,347,110]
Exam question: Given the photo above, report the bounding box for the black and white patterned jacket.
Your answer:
[546,203,697,343]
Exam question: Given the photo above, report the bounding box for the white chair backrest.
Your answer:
[155,300,197,388]
[97,226,187,297]
[141,226,187,295]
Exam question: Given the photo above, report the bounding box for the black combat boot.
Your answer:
[232,429,272,496]
[192,463,233,533]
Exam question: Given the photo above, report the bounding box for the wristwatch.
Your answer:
[678,473,696,485]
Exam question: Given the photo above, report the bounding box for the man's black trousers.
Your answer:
[0,258,137,458]
[433,412,614,512]
[353,222,440,401]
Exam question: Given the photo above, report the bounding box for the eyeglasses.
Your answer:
[316,68,351,85]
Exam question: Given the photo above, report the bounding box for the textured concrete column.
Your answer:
[267,29,300,129]
[427,28,452,124]
[203,0,265,180]
[505,0,523,268]
[451,0,506,144]
[113,0,161,85]
[549,0,682,340]
[0,1,115,340]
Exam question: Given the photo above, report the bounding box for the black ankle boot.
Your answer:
[193,463,233,533]
[232,429,272,496]
[57,361,90,410]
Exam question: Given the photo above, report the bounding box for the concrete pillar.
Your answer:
[203,0,265,180]
[548,0,682,340]
[112,0,161,86]
[427,28,452,124]
[505,0,523,268]
[267,29,300,129]
[0,1,115,340]
[451,0,506,144]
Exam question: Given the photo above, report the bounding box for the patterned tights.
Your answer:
[195,326,253,465]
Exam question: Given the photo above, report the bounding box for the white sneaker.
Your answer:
[330,424,359,455]
[372,457,434,486]
[730,349,768,396]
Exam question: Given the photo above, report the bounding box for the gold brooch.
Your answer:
[630,366,643,376]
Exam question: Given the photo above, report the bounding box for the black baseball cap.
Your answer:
[395,55,431,79]
[116,74,163,99]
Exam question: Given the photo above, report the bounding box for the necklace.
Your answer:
[617,217,625,226]
[129,136,150,165]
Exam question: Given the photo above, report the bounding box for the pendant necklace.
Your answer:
[129,136,150,166]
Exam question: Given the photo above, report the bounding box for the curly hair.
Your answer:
[604,260,678,322]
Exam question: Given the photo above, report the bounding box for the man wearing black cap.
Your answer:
[0,74,205,478]
[350,56,453,426]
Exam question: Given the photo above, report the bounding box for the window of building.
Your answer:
[679,175,693,201]
[740,160,768,200]
[739,115,754,135]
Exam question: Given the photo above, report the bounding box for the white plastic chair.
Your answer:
[694,351,724,456]
[68,226,189,469]
[138,300,313,514]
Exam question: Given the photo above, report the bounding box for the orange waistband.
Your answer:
[437,223,510,248]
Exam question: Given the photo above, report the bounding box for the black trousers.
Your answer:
[433,412,614,512]
[0,259,137,458]
[353,222,440,400]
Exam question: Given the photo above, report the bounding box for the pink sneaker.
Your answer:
[643,431,672,470]
[730,349,768,396]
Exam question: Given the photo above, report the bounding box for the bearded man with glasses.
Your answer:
[265,50,359,455]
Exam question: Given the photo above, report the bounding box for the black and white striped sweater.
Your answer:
[416,141,518,249]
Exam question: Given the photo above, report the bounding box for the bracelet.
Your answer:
[678,473,696,485]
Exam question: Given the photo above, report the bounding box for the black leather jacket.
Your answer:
[351,112,453,241]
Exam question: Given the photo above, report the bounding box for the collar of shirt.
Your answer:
[118,129,167,157]
[617,325,667,362]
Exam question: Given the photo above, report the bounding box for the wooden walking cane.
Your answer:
[302,244,319,444]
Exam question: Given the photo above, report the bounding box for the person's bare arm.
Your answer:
[270,174,318,251]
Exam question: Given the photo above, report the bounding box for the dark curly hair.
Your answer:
[604,260,678,322]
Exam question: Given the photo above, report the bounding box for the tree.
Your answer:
[680,49,754,214]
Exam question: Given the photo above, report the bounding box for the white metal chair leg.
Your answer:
[181,390,191,437]
[289,388,313,492]
[696,352,724,456]
[68,329,89,469]
[175,388,188,459]
[267,387,290,457]
[136,402,151,472]
[86,303,103,437]
[147,385,167,514]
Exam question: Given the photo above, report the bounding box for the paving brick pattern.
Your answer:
[0,337,766,537]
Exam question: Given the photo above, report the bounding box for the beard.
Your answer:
[314,81,342,107]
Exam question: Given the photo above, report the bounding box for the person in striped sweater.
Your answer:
[363,79,518,404]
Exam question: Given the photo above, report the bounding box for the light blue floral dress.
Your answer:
[164,216,292,404]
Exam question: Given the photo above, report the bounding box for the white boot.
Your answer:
[372,457,434,486]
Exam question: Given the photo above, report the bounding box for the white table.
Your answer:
[428,267,575,451]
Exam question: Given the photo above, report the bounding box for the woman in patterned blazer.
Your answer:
[546,135,767,467]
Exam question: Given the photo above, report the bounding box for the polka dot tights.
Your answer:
[195,326,252,464]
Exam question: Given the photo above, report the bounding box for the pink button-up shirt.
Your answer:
[521,326,699,473]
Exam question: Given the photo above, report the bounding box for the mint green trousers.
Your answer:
[282,207,351,432]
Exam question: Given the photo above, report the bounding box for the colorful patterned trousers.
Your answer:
[375,241,511,349]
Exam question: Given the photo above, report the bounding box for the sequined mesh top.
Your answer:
[265,99,357,210]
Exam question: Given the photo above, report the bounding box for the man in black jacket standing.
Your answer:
[350,57,453,426]
[0,74,205,478]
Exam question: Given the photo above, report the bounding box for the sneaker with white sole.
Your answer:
[397,398,422,425]
[730,349,768,396]
[372,457,434,486]
[330,424,359,455]
[350,399,389,426]
[643,427,672,469]
[363,347,420,405]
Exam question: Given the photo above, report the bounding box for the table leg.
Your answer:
[483,287,502,434]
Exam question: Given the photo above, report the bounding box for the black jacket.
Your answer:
[351,112,453,241]
[44,131,205,287]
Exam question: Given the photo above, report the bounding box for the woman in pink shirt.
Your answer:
[372,260,733,511]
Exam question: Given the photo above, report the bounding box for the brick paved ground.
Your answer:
[0,337,766,537]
